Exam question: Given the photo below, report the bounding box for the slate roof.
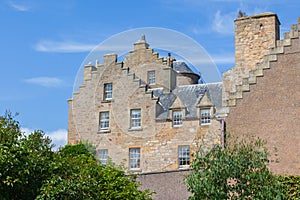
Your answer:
[154,82,223,119]
[206,82,223,109]
[173,61,195,74]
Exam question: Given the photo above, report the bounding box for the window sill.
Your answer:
[129,168,142,173]
[97,129,111,134]
[101,99,114,103]
[178,165,190,170]
[201,123,211,126]
[128,127,143,131]
[173,125,183,128]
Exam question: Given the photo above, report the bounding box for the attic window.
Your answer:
[173,110,183,127]
[200,108,211,125]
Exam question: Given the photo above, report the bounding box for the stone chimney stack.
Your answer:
[234,12,280,71]
[222,12,280,107]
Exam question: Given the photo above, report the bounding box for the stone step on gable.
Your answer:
[269,46,284,55]
[229,90,243,100]
[227,98,236,107]
[276,38,291,47]
[283,22,300,40]
[253,67,264,77]
[237,83,250,92]
[289,24,299,39]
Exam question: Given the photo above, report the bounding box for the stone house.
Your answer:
[68,35,223,173]
[68,12,300,199]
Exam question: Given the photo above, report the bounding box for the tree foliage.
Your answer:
[0,113,53,200]
[0,113,152,200]
[277,175,300,199]
[37,143,152,200]
[186,137,285,200]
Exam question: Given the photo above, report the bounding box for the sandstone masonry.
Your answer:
[68,36,223,173]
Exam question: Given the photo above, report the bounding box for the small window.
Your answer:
[130,109,141,128]
[129,148,140,170]
[200,109,211,125]
[178,145,190,168]
[104,83,112,100]
[98,149,108,166]
[99,112,109,130]
[173,111,183,126]
[148,71,155,85]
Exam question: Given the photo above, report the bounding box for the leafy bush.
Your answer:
[277,175,300,199]
[37,143,153,200]
[0,113,54,200]
[186,138,285,200]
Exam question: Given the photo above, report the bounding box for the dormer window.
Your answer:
[200,108,211,125]
[173,110,183,127]
[104,83,112,100]
[147,71,155,85]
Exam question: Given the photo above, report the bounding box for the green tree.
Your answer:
[186,138,285,200]
[37,143,153,200]
[0,113,54,200]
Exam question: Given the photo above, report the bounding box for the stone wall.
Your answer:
[138,170,192,200]
[225,17,300,175]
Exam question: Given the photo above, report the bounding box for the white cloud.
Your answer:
[33,40,133,53]
[211,54,235,64]
[23,77,65,87]
[33,40,97,53]
[21,127,67,151]
[9,1,30,11]
[21,127,34,136]
[45,129,68,150]
[212,10,235,34]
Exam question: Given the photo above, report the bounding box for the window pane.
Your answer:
[129,148,140,169]
[200,109,211,125]
[131,109,141,128]
[173,111,183,126]
[148,71,155,85]
[104,83,112,100]
[178,146,190,168]
[99,112,109,129]
[98,149,108,166]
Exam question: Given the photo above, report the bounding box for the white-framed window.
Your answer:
[147,71,155,85]
[173,111,183,126]
[200,108,211,125]
[130,109,141,128]
[99,112,109,130]
[178,145,190,168]
[98,149,108,166]
[129,148,140,170]
[104,83,112,100]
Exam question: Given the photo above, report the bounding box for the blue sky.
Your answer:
[0,0,299,149]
